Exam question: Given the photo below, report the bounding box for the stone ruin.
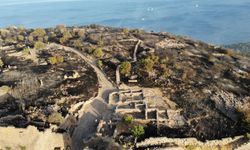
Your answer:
[108,89,186,129]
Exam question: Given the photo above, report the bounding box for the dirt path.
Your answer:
[48,43,117,150]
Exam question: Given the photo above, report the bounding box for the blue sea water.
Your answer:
[0,0,250,44]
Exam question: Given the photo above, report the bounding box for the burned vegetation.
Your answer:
[0,25,249,145]
[0,29,98,129]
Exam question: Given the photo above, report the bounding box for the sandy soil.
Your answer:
[0,126,70,150]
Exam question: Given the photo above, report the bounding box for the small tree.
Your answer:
[131,125,144,138]
[93,48,103,58]
[123,115,134,124]
[120,61,132,75]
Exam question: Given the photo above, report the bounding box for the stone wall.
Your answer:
[136,136,244,148]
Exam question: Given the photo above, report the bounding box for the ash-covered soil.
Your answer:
[0,25,249,141]
[0,43,98,129]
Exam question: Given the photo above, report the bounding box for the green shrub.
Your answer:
[120,61,132,75]
[22,47,30,55]
[122,28,129,34]
[149,55,159,64]
[44,36,49,43]
[30,28,46,37]
[97,60,103,68]
[59,31,72,44]
[163,68,173,78]
[87,48,94,54]
[28,35,34,43]
[131,125,144,138]
[123,115,134,124]
[140,58,154,72]
[93,48,103,58]
[0,58,4,68]
[75,29,85,37]
[19,146,26,150]
[5,147,11,150]
[173,63,181,69]
[17,35,25,41]
[34,41,45,50]
[73,39,82,48]
[48,112,64,125]
[48,55,64,65]
[247,133,250,139]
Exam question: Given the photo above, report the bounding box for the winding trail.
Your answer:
[48,43,117,150]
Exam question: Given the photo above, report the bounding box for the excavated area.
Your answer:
[0,25,249,146]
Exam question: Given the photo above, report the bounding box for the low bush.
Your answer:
[131,125,144,138]
[30,28,46,38]
[97,60,103,68]
[120,61,132,75]
[140,58,154,73]
[48,112,64,125]
[247,133,250,139]
[163,68,173,78]
[123,115,134,124]
[34,41,45,50]
[73,39,82,48]
[48,55,64,65]
[0,58,4,67]
[93,48,103,58]
[22,47,30,55]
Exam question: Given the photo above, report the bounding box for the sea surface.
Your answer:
[0,0,250,44]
